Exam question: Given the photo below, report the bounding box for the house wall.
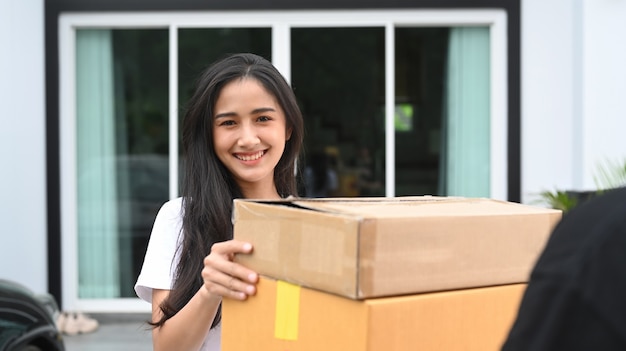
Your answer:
[1,0,625,295]
[0,0,47,294]
[520,0,577,203]
[581,0,626,189]
[521,0,626,203]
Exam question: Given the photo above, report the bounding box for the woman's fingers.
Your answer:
[211,239,253,256]
[201,266,251,300]
[202,240,258,300]
[207,241,258,283]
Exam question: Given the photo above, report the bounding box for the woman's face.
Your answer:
[212,78,291,197]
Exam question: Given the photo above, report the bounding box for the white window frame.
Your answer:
[59,9,507,312]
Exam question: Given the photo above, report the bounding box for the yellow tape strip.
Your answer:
[274,280,301,340]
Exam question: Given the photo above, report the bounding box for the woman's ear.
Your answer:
[286,127,293,141]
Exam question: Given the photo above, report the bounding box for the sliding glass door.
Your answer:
[76,29,170,299]
[292,27,386,197]
[393,27,491,197]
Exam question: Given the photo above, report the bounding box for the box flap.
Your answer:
[285,197,561,219]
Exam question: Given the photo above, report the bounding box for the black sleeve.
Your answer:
[501,187,626,351]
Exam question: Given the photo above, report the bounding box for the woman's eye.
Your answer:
[258,116,271,122]
[219,120,236,126]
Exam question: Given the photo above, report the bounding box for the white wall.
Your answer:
[0,0,47,294]
[581,0,626,189]
[521,0,626,203]
[521,0,577,204]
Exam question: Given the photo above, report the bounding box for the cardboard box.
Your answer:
[233,196,561,299]
[222,277,526,351]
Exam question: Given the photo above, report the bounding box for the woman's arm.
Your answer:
[151,240,258,351]
[151,287,219,351]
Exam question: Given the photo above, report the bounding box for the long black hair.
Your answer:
[153,53,304,328]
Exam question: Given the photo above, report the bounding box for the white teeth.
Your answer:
[236,151,264,161]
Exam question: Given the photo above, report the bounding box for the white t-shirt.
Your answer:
[135,197,221,351]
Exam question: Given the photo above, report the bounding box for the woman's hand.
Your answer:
[202,240,259,300]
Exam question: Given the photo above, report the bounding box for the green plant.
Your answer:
[593,158,626,192]
[536,158,626,213]
[534,189,578,212]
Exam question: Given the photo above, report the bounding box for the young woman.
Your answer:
[135,53,304,351]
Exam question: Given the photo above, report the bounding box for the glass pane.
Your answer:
[177,28,272,190]
[178,28,272,106]
[292,27,386,197]
[178,28,271,124]
[394,27,490,197]
[76,29,169,298]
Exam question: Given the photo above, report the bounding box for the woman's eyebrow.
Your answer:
[215,107,276,119]
[251,107,276,114]
[215,111,237,119]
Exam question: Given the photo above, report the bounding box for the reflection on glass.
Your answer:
[394,28,448,197]
[76,29,169,298]
[177,28,272,188]
[292,27,385,197]
[442,27,491,198]
[394,27,490,197]
[178,28,271,122]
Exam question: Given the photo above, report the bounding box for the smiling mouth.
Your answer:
[235,150,265,161]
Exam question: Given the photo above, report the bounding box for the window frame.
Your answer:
[59,9,507,312]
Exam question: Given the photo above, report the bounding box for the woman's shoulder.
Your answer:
[157,197,184,216]
[149,197,185,244]
[150,197,185,229]
[161,197,183,208]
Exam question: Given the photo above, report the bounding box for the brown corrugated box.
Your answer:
[233,196,561,299]
[222,277,526,351]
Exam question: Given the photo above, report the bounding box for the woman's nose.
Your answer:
[237,123,261,147]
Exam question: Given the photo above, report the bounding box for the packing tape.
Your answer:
[274,280,301,340]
